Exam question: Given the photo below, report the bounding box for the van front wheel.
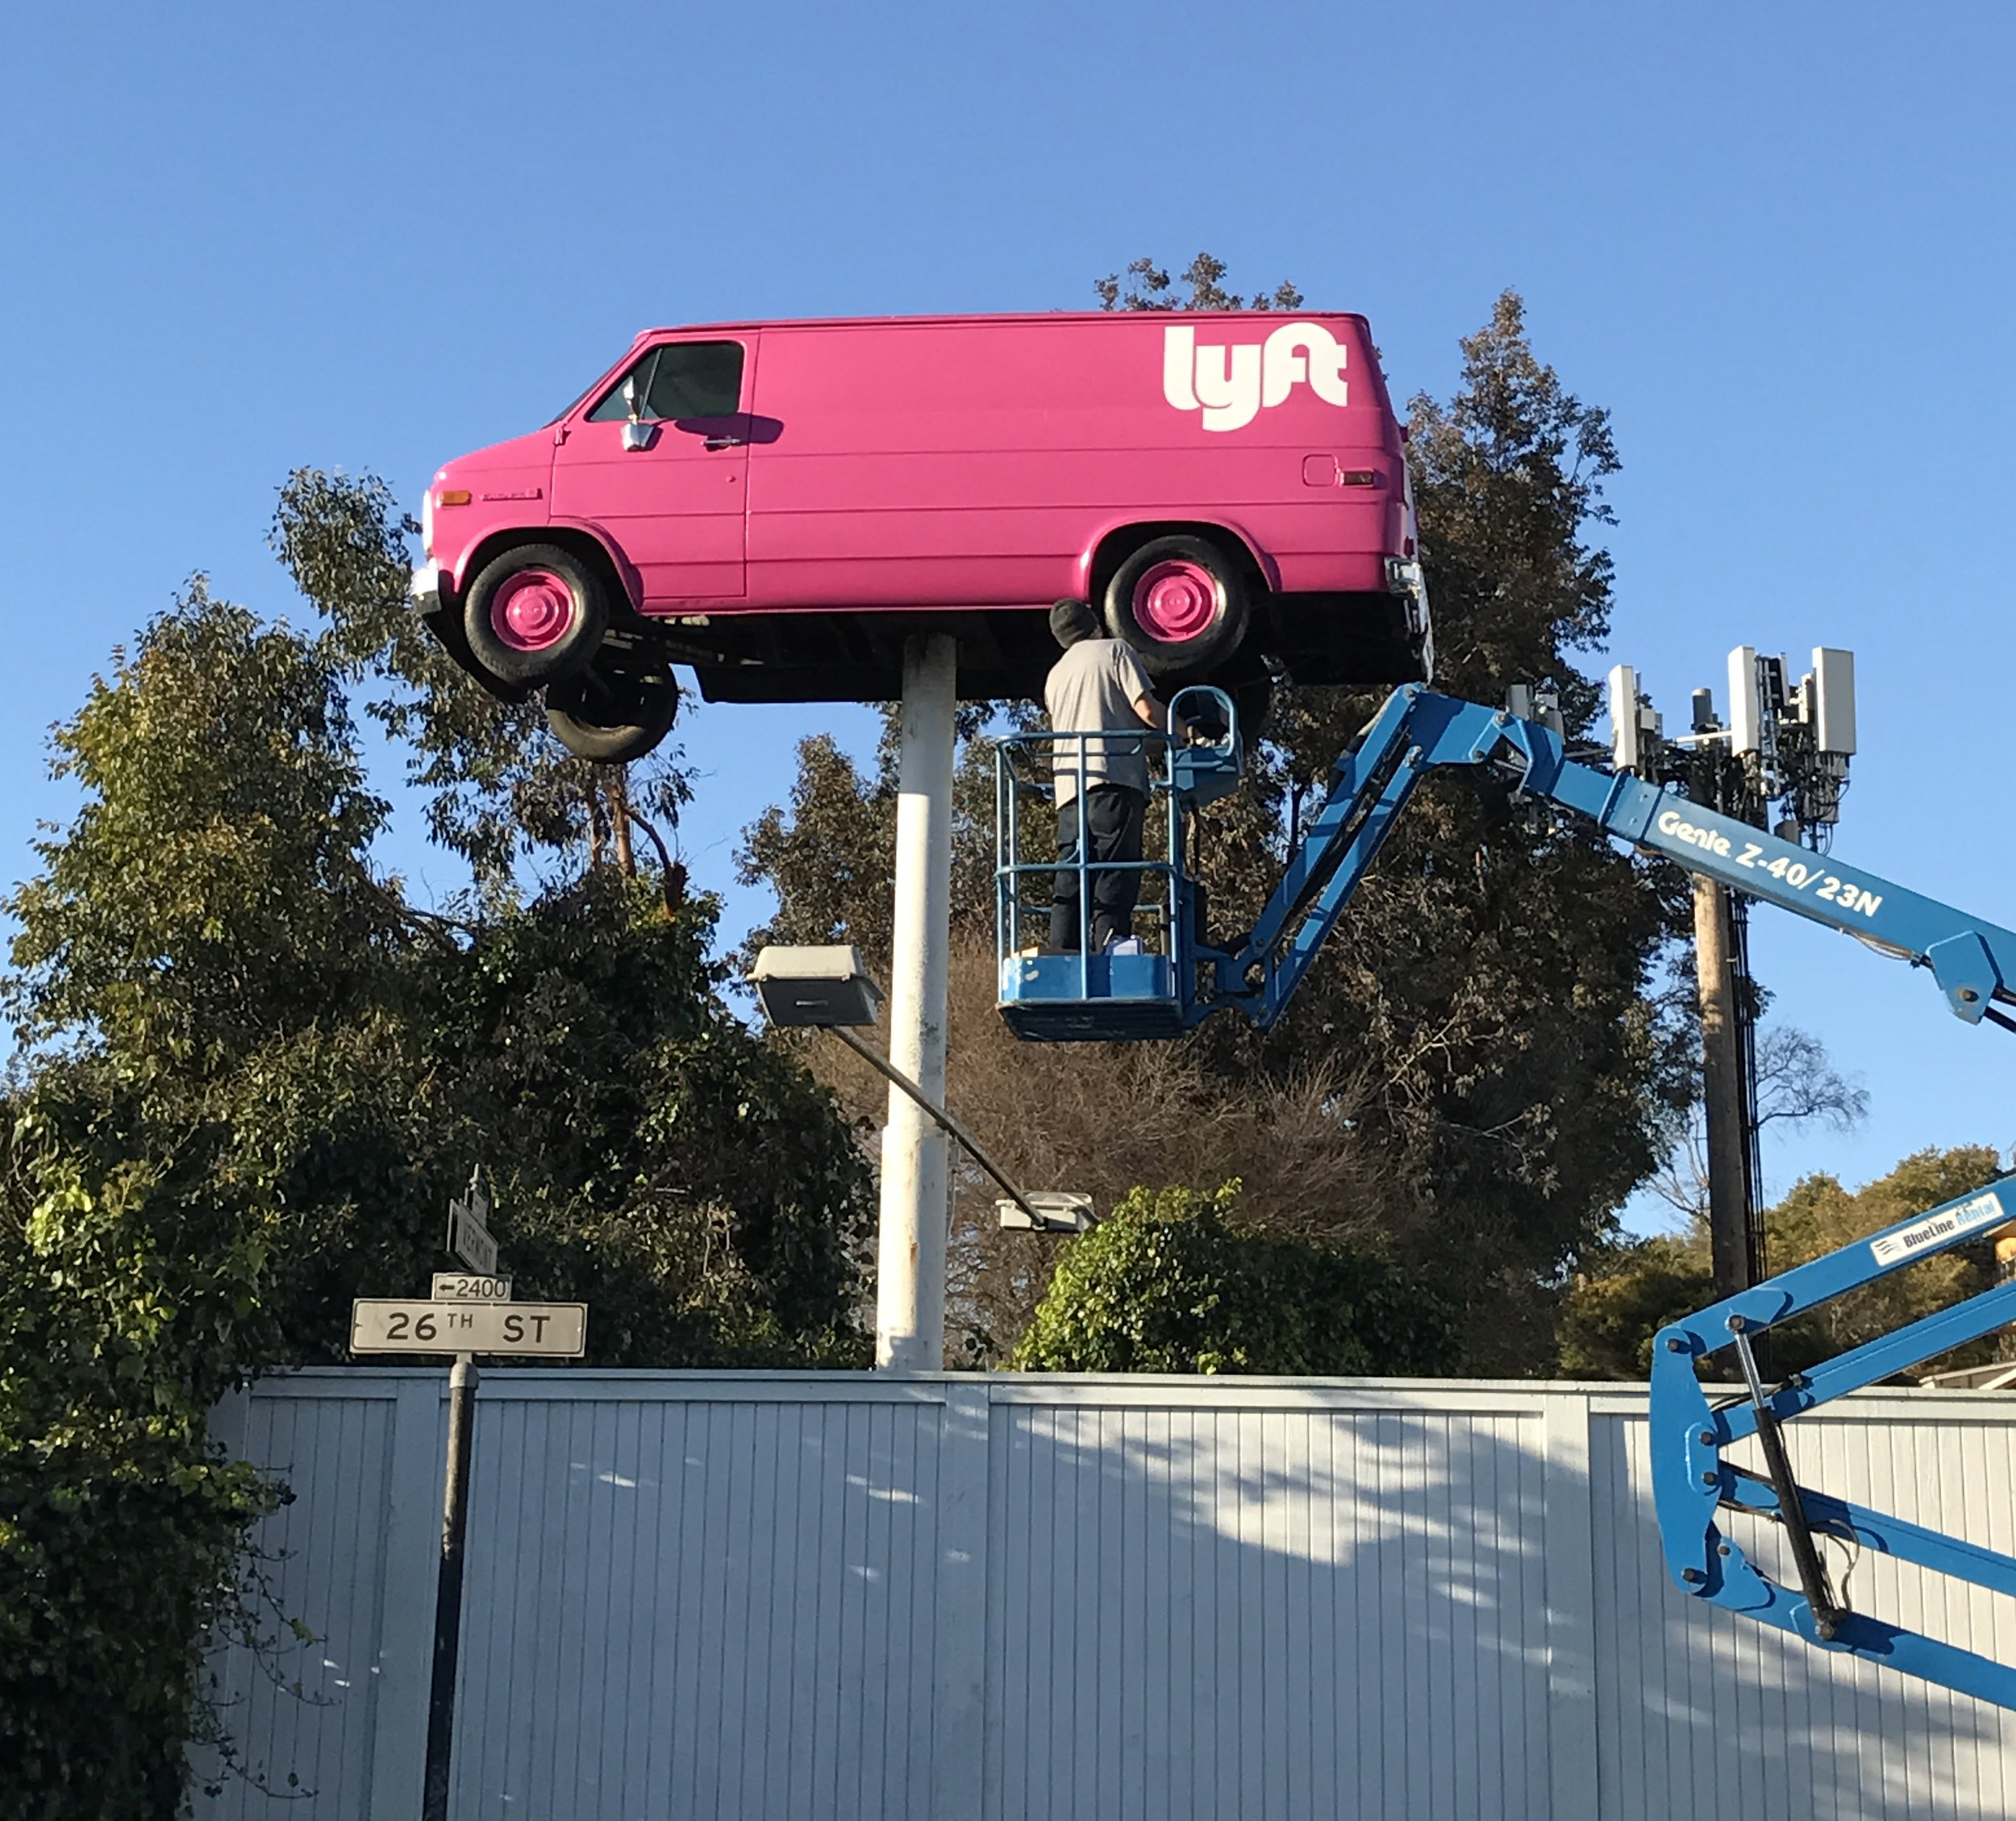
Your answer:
[464,544,608,687]
[1102,535,1250,682]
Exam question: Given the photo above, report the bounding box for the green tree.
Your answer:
[1556,1235,1716,1378]
[1012,1182,1456,1375]
[1214,289,1687,1361]
[1,1100,289,1813]
[0,589,390,1812]
[739,273,1691,1369]
[1764,1146,2007,1375]
[1557,1145,2009,1380]
[1093,250,1304,314]
[6,582,401,1064]
[6,581,873,1369]
[2,570,873,1812]
[272,468,689,892]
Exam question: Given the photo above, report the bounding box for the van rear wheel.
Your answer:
[1102,535,1250,683]
[464,544,608,687]
[545,660,681,765]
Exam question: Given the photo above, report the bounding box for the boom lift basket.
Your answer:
[994,688,1242,1042]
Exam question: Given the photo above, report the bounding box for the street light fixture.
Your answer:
[748,943,885,1028]
[750,945,1093,1233]
[995,1191,1094,1234]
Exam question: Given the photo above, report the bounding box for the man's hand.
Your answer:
[1183,698,1230,742]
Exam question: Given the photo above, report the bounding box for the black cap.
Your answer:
[1049,599,1100,648]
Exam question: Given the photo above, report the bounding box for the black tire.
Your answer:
[1102,533,1251,683]
[545,660,681,765]
[463,543,608,687]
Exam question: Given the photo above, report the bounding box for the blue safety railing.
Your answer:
[994,688,1240,1040]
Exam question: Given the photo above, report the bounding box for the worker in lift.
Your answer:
[1043,600,1181,952]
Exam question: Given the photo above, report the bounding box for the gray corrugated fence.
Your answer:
[197,1373,2016,1819]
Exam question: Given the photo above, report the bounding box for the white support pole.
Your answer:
[877,633,956,1370]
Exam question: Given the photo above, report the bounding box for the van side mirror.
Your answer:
[619,374,656,451]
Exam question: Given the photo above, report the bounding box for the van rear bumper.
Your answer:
[1384,557,1435,681]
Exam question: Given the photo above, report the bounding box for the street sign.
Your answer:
[431,1272,513,1302]
[349,1299,586,1357]
[446,1183,498,1276]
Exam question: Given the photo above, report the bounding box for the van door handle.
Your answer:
[704,435,748,451]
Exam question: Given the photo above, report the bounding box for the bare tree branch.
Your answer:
[1754,1024,1869,1133]
[1650,1023,1868,1226]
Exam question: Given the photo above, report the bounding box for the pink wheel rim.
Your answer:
[490,569,576,652]
[1132,559,1219,643]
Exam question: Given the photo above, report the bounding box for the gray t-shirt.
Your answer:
[1044,638,1157,806]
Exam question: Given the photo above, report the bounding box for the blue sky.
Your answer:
[2,2,2012,1215]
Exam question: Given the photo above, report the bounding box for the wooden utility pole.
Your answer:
[1694,876,1754,1299]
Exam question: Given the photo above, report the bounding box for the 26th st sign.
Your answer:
[348,1298,587,1357]
[363,1168,594,1821]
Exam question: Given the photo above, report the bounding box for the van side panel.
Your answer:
[739,315,1399,613]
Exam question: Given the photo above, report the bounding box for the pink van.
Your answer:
[411,311,1431,760]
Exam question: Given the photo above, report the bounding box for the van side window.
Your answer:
[586,341,744,422]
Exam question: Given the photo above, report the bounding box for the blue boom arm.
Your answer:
[1217,686,2016,1032]
[1647,1176,2016,1710]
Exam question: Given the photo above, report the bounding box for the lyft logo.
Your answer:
[1162,322,1352,431]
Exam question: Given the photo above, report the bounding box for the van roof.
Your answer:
[628,309,1374,344]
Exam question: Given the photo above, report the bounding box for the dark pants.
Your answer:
[1051,785,1147,952]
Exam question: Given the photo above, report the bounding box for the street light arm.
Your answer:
[824,1024,1045,1228]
